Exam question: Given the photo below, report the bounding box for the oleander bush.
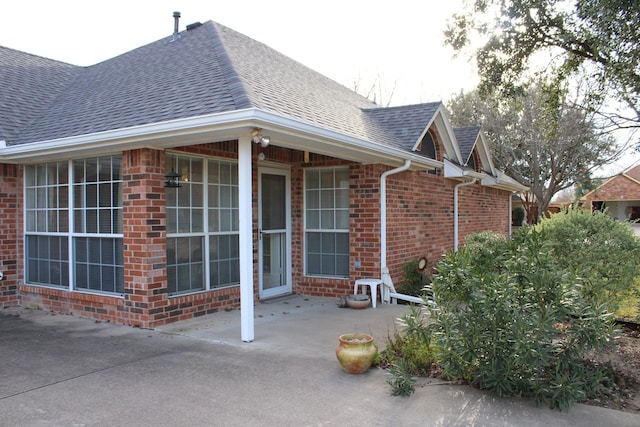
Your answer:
[385,210,640,408]
[535,209,640,316]
[431,221,627,410]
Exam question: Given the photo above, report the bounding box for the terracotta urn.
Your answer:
[335,333,377,374]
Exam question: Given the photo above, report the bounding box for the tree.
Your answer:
[445,0,640,129]
[447,80,620,219]
[351,72,397,107]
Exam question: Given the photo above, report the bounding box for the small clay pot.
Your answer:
[346,294,370,309]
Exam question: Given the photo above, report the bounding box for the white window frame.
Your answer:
[24,156,124,296]
[165,152,240,296]
[303,167,350,278]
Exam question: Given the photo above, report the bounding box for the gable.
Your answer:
[624,164,640,182]
[408,104,461,164]
[582,174,640,202]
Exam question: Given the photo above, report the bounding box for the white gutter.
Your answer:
[0,108,441,171]
[453,178,477,252]
[380,160,411,270]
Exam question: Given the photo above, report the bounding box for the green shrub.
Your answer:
[378,307,438,376]
[431,228,616,410]
[535,208,640,314]
[396,259,426,297]
[387,358,417,396]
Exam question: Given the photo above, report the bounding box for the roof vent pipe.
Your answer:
[172,11,181,41]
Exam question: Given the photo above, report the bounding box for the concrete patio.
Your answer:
[156,294,413,356]
[2,295,639,426]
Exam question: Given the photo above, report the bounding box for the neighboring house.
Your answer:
[581,164,640,224]
[0,17,525,340]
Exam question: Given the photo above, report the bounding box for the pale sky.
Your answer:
[2,0,638,174]
[1,0,475,105]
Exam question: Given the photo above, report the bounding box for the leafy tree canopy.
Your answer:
[447,79,621,218]
[445,0,640,128]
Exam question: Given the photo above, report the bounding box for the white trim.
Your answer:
[454,179,477,252]
[0,108,441,171]
[380,160,411,270]
[258,165,292,299]
[443,158,483,179]
[302,167,351,278]
[411,105,463,164]
[238,137,254,342]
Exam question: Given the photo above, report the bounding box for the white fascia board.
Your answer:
[0,109,260,162]
[410,104,463,164]
[437,107,464,164]
[482,170,529,192]
[254,109,441,169]
[443,158,481,179]
[475,133,496,175]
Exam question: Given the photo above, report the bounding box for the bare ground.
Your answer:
[582,323,640,414]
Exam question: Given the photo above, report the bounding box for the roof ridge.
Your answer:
[362,101,442,112]
[0,44,79,67]
[208,21,253,109]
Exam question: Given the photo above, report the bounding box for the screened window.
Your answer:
[305,168,350,277]
[166,154,240,295]
[25,156,123,294]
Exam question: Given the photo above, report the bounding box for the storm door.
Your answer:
[258,167,292,299]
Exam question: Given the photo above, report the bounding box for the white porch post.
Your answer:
[238,136,254,342]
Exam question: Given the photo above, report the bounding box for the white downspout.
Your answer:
[453,178,477,252]
[380,160,411,270]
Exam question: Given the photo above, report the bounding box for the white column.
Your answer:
[238,136,254,342]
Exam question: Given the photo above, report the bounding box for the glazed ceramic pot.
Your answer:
[335,333,377,374]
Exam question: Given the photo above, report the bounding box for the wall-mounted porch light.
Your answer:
[164,168,182,188]
[251,128,271,148]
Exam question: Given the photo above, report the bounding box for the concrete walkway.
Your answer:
[1,295,639,426]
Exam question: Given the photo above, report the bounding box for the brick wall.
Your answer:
[18,144,244,328]
[289,157,511,298]
[384,170,454,281]
[10,142,512,326]
[365,168,510,288]
[121,148,168,327]
[583,174,640,202]
[0,163,21,307]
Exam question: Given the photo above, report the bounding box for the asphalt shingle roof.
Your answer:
[453,126,480,164]
[0,47,80,144]
[1,20,442,152]
[363,103,442,150]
